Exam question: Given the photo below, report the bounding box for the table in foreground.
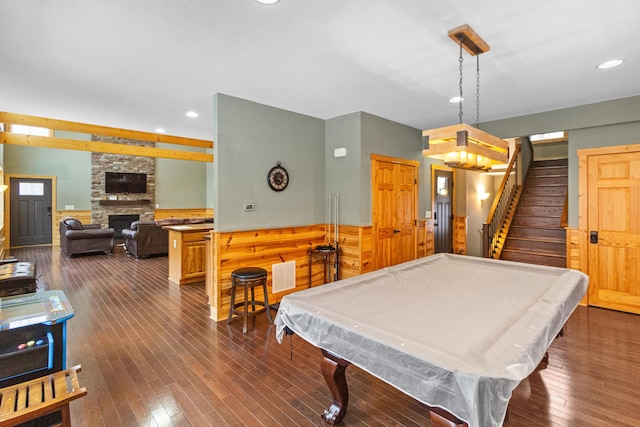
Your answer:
[275,253,588,427]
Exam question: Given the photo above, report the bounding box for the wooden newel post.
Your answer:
[482,222,490,258]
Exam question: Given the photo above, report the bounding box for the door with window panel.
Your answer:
[434,169,453,253]
[10,178,52,246]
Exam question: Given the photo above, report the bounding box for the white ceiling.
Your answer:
[1,0,638,141]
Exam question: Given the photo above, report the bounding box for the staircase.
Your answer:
[500,159,567,267]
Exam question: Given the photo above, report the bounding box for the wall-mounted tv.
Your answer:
[105,172,147,194]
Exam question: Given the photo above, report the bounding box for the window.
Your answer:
[437,176,448,195]
[9,124,52,137]
[19,182,44,196]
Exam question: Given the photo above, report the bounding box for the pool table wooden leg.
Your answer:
[320,350,351,425]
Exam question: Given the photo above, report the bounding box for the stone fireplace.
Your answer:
[91,136,155,226]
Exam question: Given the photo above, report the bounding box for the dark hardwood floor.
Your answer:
[10,246,640,426]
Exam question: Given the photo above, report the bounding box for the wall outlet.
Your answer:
[244,203,254,211]
[425,210,431,218]
[64,205,75,210]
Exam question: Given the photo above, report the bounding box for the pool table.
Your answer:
[275,253,588,427]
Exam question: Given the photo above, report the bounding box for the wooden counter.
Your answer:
[164,223,215,285]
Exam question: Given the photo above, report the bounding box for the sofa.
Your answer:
[59,217,115,257]
[122,217,213,259]
[121,221,168,259]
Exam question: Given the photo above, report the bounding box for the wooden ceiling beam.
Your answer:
[0,112,213,149]
[0,132,213,162]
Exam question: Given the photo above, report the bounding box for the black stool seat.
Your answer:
[227,267,273,333]
[232,267,268,280]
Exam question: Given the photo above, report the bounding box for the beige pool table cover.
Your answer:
[275,253,588,427]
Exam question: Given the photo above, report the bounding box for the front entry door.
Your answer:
[434,169,453,253]
[10,178,53,246]
[372,155,419,270]
[585,149,640,314]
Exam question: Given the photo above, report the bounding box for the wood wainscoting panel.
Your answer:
[54,210,92,246]
[0,225,6,259]
[154,208,213,220]
[208,224,374,322]
[208,225,326,321]
[453,216,467,255]
[339,225,372,279]
[417,219,426,258]
[426,219,435,256]
[567,226,589,306]
[416,219,435,258]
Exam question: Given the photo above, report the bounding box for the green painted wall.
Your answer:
[533,141,568,160]
[3,131,208,212]
[361,112,431,224]
[213,93,326,231]
[325,112,362,226]
[481,96,640,228]
[155,143,208,209]
[4,131,91,210]
[325,111,435,226]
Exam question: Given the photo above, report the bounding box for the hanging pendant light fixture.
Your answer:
[422,24,509,171]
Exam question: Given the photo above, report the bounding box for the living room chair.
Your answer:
[59,217,115,257]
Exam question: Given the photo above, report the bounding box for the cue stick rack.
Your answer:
[310,194,340,285]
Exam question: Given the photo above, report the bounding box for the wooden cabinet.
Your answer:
[165,224,215,285]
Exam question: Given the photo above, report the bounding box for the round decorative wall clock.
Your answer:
[267,161,289,192]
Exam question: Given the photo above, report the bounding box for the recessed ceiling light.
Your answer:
[185,111,199,118]
[256,0,280,4]
[597,59,624,69]
[449,96,464,103]
[155,128,166,133]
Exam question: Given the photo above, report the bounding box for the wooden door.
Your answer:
[586,150,640,314]
[372,155,418,270]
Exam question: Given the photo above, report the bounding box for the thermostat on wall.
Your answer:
[244,203,255,211]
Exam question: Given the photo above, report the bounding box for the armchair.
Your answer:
[121,221,168,259]
[59,217,114,257]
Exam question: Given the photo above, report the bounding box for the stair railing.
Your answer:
[482,144,523,258]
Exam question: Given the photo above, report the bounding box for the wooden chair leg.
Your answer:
[61,404,72,427]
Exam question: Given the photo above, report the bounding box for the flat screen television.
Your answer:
[105,172,147,194]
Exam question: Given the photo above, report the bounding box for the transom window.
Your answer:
[9,124,52,137]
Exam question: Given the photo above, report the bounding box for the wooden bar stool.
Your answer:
[227,267,273,333]
[0,365,87,427]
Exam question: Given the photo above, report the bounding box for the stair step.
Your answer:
[500,249,566,268]
[516,205,564,217]
[503,237,565,254]
[519,195,566,206]
[531,159,568,168]
[525,176,568,186]
[512,216,563,227]
[522,186,567,196]
[509,226,565,240]
[527,166,568,177]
